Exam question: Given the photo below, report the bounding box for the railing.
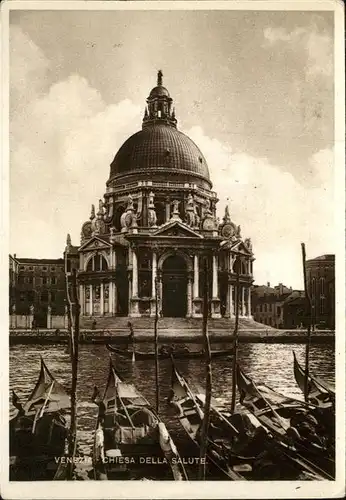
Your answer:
[106,181,217,197]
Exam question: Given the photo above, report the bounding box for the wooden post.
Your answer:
[198,255,212,480]
[64,252,74,359]
[67,268,80,480]
[230,259,240,414]
[154,276,160,414]
[301,243,312,403]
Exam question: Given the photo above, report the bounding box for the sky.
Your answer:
[9,7,336,288]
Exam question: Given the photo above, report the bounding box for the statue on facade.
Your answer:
[121,195,136,232]
[29,304,34,315]
[204,198,212,215]
[110,226,116,242]
[193,204,200,228]
[185,193,195,227]
[47,305,52,315]
[236,225,242,238]
[147,191,157,227]
[170,199,181,221]
[103,195,114,222]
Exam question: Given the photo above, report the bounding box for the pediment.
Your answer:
[221,239,253,255]
[79,236,112,252]
[151,221,202,238]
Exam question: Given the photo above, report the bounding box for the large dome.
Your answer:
[108,71,211,188]
[109,124,210,184]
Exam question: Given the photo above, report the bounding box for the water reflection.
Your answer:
[9,343,335,459]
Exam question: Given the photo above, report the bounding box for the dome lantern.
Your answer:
[143,70,177,128]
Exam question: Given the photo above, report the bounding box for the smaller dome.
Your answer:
[149,85,170,98]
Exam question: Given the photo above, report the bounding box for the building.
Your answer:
[306,254,335,329]
[64,71,255,319]
[251,283,308,329]
[9,253,79,328]
[9,257,65,327]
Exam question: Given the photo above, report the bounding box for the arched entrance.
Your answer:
[162,255,188,317]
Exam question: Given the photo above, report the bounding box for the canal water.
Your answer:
[9,343,335,478]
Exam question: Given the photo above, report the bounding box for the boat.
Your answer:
[236,364,335,480]
[92,357,188,480]
[10,357,71,480]
[293,351,335,408]
[168,358,312,480]
[106,343,234,360]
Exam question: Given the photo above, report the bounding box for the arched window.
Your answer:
[86,254,108,272]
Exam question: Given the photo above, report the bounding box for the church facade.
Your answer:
[67,71,254,319]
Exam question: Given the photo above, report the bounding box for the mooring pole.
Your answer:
[198,255,212,480]
[67,268,80,479]
[64,252,74,360]
[301,243,312,403]
[154,276,160,414]
[230,261,240,414]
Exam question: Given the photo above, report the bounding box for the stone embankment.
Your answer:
[9,327,335,345]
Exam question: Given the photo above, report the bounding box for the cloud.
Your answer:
[10,29,142,257]
[10,26,50,109]
[263,25,333,77]
[187,126,334,288]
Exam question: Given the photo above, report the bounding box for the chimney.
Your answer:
[14,253,16,259]
[267,282,270,287]
[279,283,284,295]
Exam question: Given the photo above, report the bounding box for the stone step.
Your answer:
[79,316,271,331]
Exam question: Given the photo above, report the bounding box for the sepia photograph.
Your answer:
[1,1,345,498]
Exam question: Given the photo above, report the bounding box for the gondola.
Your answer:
[92,357,188,480]
[10,357,71,480]
[168,358,310,480]
[236,364,335,480]
[106,344,234,360]
[293,351,335,408]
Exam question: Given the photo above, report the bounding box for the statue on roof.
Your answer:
[223,205,231,224]
[90,204,95,220]
[157,69,163,86]
[244,237,253,251]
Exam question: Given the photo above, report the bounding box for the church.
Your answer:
[66,71,254,320]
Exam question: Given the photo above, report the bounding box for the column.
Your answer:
[241,286,245,317]
[109,282,114,315]
[152,252,157,298]
[47,307,52,329]
[225,283,230,319]
[132,250,138,297]
[229,284,234,316]
[212,254,218,298]
[165,199,170,222]
[113,283,118,315]
[79,284,84,315]
[187,277,192,317]
[193,254,199,298]
[100,282,104,316]
[89,284,93,315]
[247,287,252,317]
